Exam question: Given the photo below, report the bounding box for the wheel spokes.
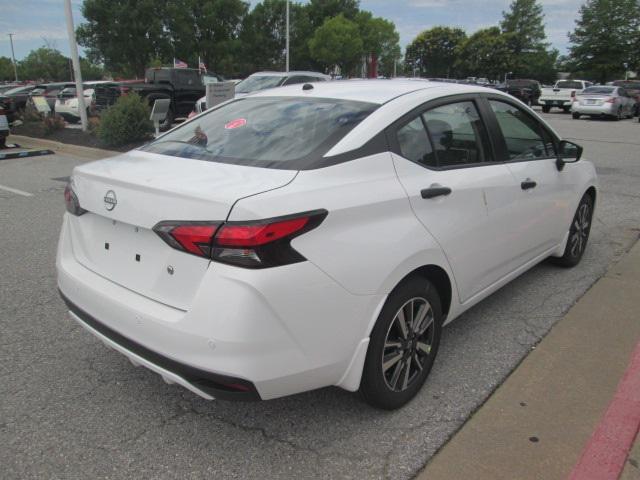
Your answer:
[383,352,403,373]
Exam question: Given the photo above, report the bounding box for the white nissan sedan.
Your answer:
[57,81,597,409]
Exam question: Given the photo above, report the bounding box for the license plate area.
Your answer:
[69,214,209,310]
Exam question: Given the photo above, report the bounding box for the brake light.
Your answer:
[64,183,87,216]
[571,90,576,99]
[153,210,328,267]
[605,97,617,103]
[153,222,220,258]
[118,86,130,95]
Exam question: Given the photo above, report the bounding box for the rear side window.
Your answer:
[422,101,490,167]
[489,100,554,160]
[396,117,436,167]
[142,97,377,169]
[556,81,584,89]
[582,87,615,94]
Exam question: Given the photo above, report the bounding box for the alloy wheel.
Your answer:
[382,297,435,392]
[569,201,591,257]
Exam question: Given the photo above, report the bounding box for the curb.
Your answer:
[8,134,120,159]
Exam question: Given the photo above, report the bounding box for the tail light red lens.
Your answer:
[605,97,617,104]
[153,222,220,258]
[153,210,328,267]
[64,183,87,216]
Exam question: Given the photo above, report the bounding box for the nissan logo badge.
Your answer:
[104,190,117,211]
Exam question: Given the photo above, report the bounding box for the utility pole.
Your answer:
[64,0,88,131]
[285,0,290,72]
[8,33,18,82]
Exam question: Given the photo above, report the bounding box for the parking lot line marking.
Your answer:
[0,184,34,197]
[567,339,640,480]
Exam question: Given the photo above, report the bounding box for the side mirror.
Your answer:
[556,140,583,171]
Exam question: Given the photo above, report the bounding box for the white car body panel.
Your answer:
[57,80,598,402]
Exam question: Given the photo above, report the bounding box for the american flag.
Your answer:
[198,56,207,72]
[173,58,188,69]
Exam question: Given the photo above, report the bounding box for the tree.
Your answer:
[307,0,359,29]
[309,14,363,75]
[500,0,554,79]
[356,11,400,77]
[405,27,466,78]
[568,0,640,83]
[164,0,248,76]
[0,57,16,82]
[77,0,172,77]
[19,47,72,81]
[455,27,512,80]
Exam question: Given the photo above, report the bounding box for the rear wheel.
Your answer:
[563,106,571,113]
[360,276,442,410]
[572,112,580,119]
[542,105,551,113]
[552,193,594,268]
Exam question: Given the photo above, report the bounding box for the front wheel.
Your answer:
[572,112,581,119]
[552,193,594,268]
[360,276,442,410]
[542,105,551,113]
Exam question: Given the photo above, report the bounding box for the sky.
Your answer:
[0,0,585,61]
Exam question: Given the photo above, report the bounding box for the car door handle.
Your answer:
[421,186,452,199]
[521,179,537,190]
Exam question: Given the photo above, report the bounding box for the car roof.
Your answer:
[250,79,485,105]
[249,71,329,79]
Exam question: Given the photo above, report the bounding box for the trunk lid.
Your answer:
[68,150,297,310]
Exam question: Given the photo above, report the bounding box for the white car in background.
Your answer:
[58,81,597,409]
[55,81,116,122]
[571,85,636,120]
[194,71,330,114]
[539,80,592,113]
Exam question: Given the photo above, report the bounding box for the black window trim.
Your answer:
[481,94,560,164]
[386,93,501,172]
[386,92,562,172]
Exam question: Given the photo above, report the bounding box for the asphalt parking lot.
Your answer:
[2,110,640,479]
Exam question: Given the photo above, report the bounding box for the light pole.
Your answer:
[8,33,18,82]
[285,0,290,72]
[64,0,88,131]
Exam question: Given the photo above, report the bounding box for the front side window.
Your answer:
[422,101,490,167]
[396,116,435,167]
[141,97,377,169]
[489,100,554,161]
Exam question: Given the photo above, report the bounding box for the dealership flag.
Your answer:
[173,58,188,68]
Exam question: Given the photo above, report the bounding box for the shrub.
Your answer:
[43,114,66,134]
[20,102,43,123]
[98,93,153,147]
[87,116,101,135]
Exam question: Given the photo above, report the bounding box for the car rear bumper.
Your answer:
[539,99,572,106]
[572,104,617,116]
[56,215,380,400]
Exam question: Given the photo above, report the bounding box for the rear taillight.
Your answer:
[571,90,576,98]
[153,210,328,268]
[605,97,617,104]
[64,183,87,216]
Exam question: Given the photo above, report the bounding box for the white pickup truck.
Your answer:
[539,80,593,113]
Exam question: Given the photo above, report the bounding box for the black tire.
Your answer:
[563,106,571,113]
[542,105,551,113]
[551,193,594,268]
[360,276,443,410]
[572,112,580,119]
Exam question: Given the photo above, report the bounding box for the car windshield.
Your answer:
[4,85,33,95]
[556,81,584,89]
[582,87,615,94]
[613,81,640,89]
[141,97,377,169]
[235,76,284,94]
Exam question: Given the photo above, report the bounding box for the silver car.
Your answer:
[571,86,636,120]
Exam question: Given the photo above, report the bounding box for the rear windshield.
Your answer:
[235,76,284,94]
[582,87,615,94]
[556,81,584,89]
[141,97,377,169]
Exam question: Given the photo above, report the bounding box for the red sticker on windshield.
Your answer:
[224,118,247,130]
